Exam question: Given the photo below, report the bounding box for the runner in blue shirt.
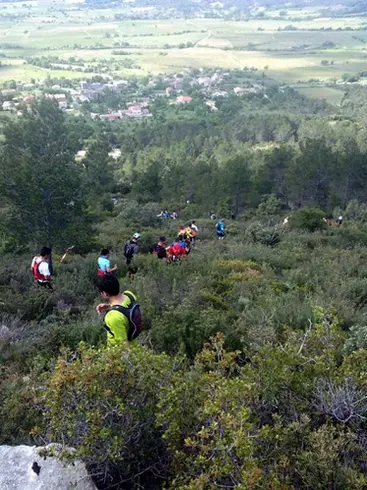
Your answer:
[216,219,225,239]
[97,249,117,277]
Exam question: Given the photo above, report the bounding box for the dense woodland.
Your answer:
[3,70,367,489]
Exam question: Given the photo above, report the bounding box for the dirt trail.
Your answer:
[187,19,212,48]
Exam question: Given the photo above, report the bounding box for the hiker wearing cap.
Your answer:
[31,247,53,289]
[123,233,141,280]
[97,248,117,277]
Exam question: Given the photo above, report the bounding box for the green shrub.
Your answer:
[343,325,367,354]
[0,374,41,445]
[245,222,282,246]
[291,207,326,233]
[39,343,174,489]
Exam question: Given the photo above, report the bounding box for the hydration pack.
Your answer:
[31,257,48,282]
[104,291,143,341]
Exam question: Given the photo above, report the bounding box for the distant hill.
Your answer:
[82,0,367,13]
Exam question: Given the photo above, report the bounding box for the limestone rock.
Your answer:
[0,444,98,490]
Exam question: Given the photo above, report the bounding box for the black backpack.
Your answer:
[104,291,143,341]
[124,242,135,260]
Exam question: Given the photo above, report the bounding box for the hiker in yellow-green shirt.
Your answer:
[96,274,142,345]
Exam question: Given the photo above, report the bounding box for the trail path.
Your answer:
[187,19,212,48]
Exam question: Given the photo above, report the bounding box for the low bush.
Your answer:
[291,207,326,232]
[245,222,282,246]
[38,342,174,489]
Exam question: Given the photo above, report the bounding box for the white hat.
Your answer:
[133,232,141,239]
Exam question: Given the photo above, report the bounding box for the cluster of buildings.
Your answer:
[0,70,265,119]
[2,92,68,113]
[79,80,128,99]
[93,100,152,120]
[233,85,263,96]
[1,78,131,113]
[163,72,264,111]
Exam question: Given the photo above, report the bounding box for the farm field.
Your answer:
[295,86,346,105]
[1,2,367,90]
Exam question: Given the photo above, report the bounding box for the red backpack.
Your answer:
[174,243,185,256]
[31,257,48,281]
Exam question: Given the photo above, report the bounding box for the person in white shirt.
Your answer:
[31,247,53,289]
[190,221,199,233]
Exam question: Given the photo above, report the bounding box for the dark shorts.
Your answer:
[37,281,53,290]
[126,259,138,275]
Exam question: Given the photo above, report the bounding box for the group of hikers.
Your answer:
[30,218,227,346]
[31,219,226,289]
[30,246,142,345]
[157,210,178,219]
[97,221,201,282]
[324,215,343,227]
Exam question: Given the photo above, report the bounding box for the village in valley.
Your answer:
[0,68,265,121]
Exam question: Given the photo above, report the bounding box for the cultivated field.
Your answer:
[1,1,367,98]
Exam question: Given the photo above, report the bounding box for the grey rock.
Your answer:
[0,324,11,340]
[0,444,98,490]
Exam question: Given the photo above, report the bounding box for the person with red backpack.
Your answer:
[96,274,142,345]
[31,247,53,289]
[168,237,186,263]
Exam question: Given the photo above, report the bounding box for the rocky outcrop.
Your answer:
[0,444,98,490]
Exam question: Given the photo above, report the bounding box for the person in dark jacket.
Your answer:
[150,236,168,261]
[123,233,141,280]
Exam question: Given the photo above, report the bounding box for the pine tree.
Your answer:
[0,98,91,250]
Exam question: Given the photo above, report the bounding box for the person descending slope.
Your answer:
[168,237,186,263]
[124,233,141,280]
[97,248,117,277]
[177,225,187,240]
[216,219,225,239]
[150,236,168,261]
[190,221,199,233]
[31,247,53,289]
[185,225,194,241]
[189,221,198,246]
[96,274,142,345]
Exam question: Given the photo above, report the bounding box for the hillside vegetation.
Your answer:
[1,80,367,489]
